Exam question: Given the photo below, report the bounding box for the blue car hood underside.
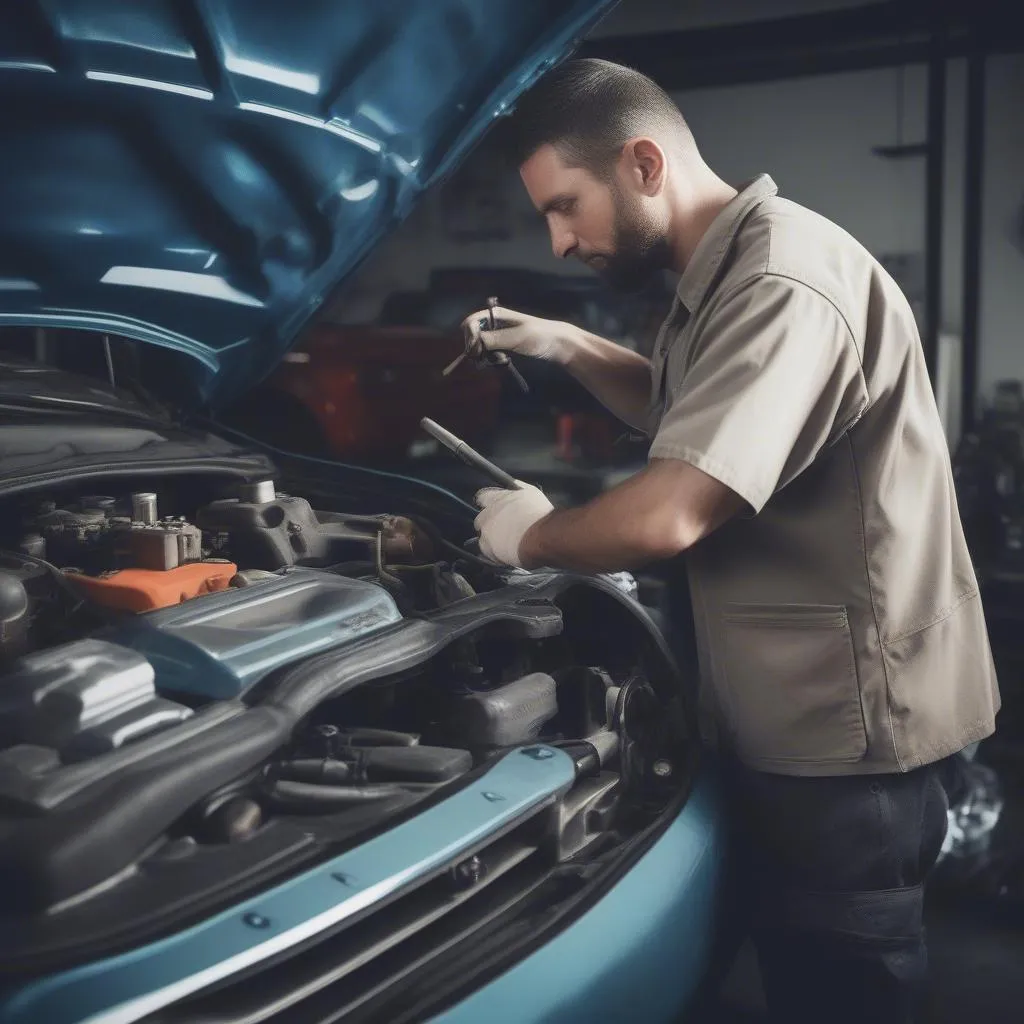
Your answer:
[0,0,617,408]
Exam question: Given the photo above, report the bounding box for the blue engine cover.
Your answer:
[107,568,401,699]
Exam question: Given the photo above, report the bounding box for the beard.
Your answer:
[585,187,673,294]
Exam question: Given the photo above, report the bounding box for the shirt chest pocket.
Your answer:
[717,603,867,765]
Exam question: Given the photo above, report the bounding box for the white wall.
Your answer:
[671,67,929,283]
[672,62,977,348]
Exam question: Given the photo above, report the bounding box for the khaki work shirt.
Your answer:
[648,174,999,776]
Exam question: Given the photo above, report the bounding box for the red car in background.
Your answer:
[228,321,502,462]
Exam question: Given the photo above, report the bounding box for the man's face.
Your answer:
[520,143,671,293]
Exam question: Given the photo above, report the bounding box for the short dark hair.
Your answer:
[500,58,694,176]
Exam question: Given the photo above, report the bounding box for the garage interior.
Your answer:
[1,0,1023,1021]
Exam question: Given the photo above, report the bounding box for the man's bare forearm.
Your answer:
[517,459,745,574]
[559,325,652,432]
[517,500,665,574]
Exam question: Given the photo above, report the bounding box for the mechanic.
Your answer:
[462,59,1000,1024]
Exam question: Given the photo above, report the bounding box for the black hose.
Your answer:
[265,779,413,811]
[276,758,353,784]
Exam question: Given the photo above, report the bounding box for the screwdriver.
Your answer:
[420,417,521,490]
[443,296,529,393]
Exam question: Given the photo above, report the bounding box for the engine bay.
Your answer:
[0,476,524,761]
[1,478,472,632]
[0,473,691,972]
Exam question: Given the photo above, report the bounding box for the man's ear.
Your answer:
[623,137,667,195]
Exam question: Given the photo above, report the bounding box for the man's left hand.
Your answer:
[474,481,553,567]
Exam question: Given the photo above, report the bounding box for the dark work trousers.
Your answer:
[723,758,950,1024]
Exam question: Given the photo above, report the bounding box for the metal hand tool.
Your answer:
[443,296,529,393]
[420,417,520,490]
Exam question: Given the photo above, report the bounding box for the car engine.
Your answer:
[0,476,497,772]
[0,474,690,975]
[6,479,484,655]
[2,479,457,621]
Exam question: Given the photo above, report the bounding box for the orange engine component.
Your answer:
[66,562,238,613]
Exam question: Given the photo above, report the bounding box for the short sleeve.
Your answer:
[649,275,868,513]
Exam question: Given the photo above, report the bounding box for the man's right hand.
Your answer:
[460,305,577,365]
[460,303,653,433]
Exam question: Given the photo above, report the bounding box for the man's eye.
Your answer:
[548,199,576,216]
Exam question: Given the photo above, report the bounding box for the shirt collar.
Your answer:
[676,174,778,313]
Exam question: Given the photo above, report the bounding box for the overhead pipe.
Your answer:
[961,41,987,434]
[583,2,1021,91]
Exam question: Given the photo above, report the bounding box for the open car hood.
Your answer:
[0,0,617,408]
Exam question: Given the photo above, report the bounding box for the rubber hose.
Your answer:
[267,780,406,810]
[277,759,353,784]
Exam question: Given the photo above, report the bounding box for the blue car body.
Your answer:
[2,754,725,1024]
[0,0,617,408]
[0,3,730,1022]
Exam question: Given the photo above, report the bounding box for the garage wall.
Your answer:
[668,65,935,312]
[978,54,1024,402]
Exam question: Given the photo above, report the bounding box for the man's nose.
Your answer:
[550,225,577,261]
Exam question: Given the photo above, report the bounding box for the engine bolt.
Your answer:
[449,855,485,890]
[521,746,555,760]
[652,759,674,779]
[316,724,341,757]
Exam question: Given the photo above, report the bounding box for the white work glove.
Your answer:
[461,306,575,365]
[474,480,554,568]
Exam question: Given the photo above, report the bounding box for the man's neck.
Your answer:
[669,174,739,274]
